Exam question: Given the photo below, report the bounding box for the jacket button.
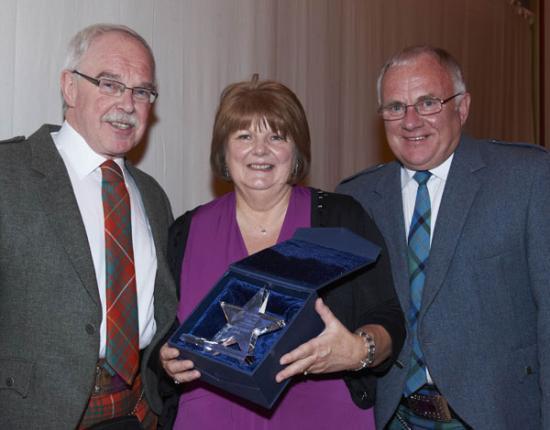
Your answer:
[5,377,14,387]
[85,324,95,335]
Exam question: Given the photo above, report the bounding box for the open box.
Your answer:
[169,227,380,409]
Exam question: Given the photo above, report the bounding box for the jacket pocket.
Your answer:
[0,359,34,397]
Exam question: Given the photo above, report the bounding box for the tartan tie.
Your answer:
[101,160,139,385]
[403,170,432,396]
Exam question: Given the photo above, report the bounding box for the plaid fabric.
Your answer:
[387,403,469,430]
[78,374,157,429]
[404,171,432,396]
[101,160,139,385]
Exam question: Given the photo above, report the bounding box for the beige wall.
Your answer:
[0,0,537,216]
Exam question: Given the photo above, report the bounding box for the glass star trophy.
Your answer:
[169,227,381,409]
[180,287,286,363]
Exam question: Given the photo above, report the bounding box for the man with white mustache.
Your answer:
[338,45,550,429]
[0,24,177,429]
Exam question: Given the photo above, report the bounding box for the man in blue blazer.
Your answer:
[338,46,550,429]
[0,24,177,429]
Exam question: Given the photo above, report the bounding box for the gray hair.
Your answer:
[376,45,466,106]
[62,23,156,112]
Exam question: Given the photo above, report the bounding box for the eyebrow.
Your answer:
[383,93,440,105]
[416,94,439,100]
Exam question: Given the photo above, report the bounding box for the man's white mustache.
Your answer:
[101,112,139,127]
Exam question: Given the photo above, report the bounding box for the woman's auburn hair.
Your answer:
[210,74,311,184]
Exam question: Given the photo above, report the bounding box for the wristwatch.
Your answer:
[353,329,376,371]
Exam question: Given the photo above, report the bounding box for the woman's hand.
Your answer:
[275,298,392,383]
[275,298,365,382]
[160,343,201,384]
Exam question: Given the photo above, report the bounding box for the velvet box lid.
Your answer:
[168,227,380,409]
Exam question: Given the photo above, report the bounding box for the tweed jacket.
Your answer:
[0,124,178,429]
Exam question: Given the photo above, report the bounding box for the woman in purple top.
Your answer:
[159,75,405,429]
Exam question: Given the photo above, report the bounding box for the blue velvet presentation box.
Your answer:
[168,227,380,409]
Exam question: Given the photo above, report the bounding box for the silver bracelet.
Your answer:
[353,329,376,371]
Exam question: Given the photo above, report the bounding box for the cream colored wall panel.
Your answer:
[11,1,69,135]
[0,1,17,138]
[0,0,537,218]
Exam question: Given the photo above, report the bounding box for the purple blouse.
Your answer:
[175,186,374,429]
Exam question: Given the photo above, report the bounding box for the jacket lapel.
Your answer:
[370,163,411,310]
[30,125,100,305]
[126,164,175,333]
[128,165,163,247]
[421,136,485,312]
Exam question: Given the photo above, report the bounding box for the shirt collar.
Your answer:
[52,121,126,179]
[400,153,454,190]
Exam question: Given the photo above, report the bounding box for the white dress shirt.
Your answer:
[400,154,453,383]
[52,121,157,357]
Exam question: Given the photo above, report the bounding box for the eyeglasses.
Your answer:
[72,70,158,104]
[378,93,464,121]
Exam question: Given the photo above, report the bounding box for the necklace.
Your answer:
[239,214,282,238]
[236,189,291,239]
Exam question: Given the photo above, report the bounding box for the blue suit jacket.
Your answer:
[338,135,550,429]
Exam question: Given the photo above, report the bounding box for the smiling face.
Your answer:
[61,31,155,158]
[381,54,470,171]
[225,120,295,194]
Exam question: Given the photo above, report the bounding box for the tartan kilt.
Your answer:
[78,373,157,430]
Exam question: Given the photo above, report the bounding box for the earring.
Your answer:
[223,164,231,180]
[293,160,300,177]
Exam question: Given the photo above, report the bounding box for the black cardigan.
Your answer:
[158,188,405,427]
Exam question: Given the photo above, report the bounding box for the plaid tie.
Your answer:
[101,160,139,385]
[403,170,432,396]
